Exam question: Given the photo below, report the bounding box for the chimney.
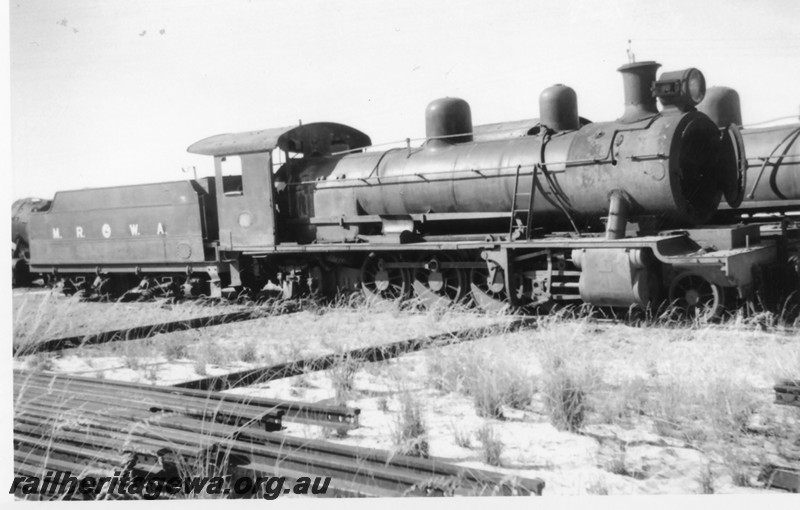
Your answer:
[617,61,661,122]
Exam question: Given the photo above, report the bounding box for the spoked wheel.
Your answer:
[469,261,508,312]
[54,278,76,297]
[90,276,114,301]
[57,277,90,297]
[361,253,410,303]
[669,273,725,320]
[412,253,467,308]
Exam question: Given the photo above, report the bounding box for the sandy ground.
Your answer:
[240,323,800,495]
[12,289,800,496]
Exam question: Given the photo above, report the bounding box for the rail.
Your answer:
[13,305,300,356]
[176,318,537,391]
[15,370,359,429]
[13,370,544,498]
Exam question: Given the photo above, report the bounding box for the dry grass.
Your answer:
[425,335,537,418]
[594,376,649,424]
[236,339,260,363]
[476,424,504,466]
[697,462,717,494]
[720,446,754,488]
[393,392,429,458]
[538,342,595,432]
[11,290,248,351]
[585,478,610,495]
[450,422,472,448]
[418,309,799,493]
[13,288,501,384]
[12,289,800,495]
[329,354,361,406]
[162,337,191,361]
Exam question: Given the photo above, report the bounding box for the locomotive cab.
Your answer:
[188,122,372,250]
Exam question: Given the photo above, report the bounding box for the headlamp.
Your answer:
[653,68,706,112]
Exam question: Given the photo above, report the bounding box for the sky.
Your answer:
[7,0,800,199]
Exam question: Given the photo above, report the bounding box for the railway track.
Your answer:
[177,317,536,391]
[13,304,300,356]
[13,370,545,498]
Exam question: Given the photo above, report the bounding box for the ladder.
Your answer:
[509,164,538,240]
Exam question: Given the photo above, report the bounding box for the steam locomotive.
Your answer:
[13,61,800,317]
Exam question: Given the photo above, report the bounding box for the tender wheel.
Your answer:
[669,273,724,320]
[54,278,76,296]
[60,277,89,298]
[412,254,467,307]
[92,276,113,300]
[469,261,508,312]
[361,254,410,302]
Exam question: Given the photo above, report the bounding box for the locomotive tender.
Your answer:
[21,61,800,316]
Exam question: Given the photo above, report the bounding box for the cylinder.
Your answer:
[697,86,742,127]
[617,61,661,122]
[425,97,473,146]
[540,84,579,132]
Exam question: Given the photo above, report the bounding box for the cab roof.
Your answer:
[187,122,371,157]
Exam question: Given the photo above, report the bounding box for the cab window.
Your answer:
[220,156,243,195]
